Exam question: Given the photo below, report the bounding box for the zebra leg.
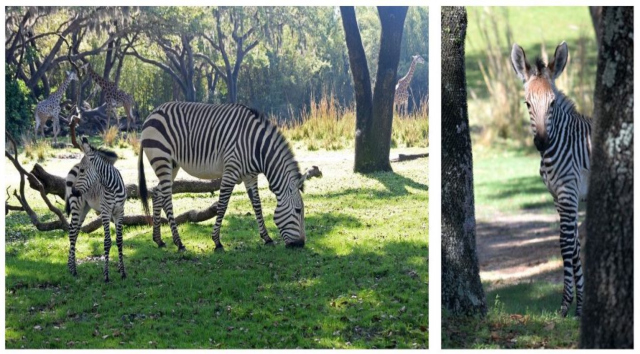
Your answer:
[555,190,579,317]
[159,191,186,251]
[67,198,86,276]
[212,172,239,251]
[114,210,126,279]
[102,213,113,283]
[243,175,274,245]
[151,189,166,247]
[572,220,584,317]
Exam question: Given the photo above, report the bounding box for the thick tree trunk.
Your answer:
[341,6,407,173]
[580,6,633,349]
[340,6,374,173]
[441,6,487,316]
[589,7,603,48]
[369,6,408,172]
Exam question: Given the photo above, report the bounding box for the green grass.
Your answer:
[442,282,580,349]
[442,145,582,348]
[5,138,428,349]
[472,143,554,220]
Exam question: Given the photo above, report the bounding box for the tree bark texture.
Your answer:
[369,6,408,173]
[580,6,633,349]
[341,6,407,173]
[340,6,374,173]
[441,6,487,316]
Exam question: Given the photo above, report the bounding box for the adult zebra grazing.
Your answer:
[138,102,306,251]
[511,42,591,317]
[66,137,127,282]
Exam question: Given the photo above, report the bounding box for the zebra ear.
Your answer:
[81,136,91,154]
[549,41,569,80]
[511,44,531,82]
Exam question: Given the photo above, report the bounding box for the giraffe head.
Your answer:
[66,70,78,81]
[511,42,568,152]
[413,54,425,64]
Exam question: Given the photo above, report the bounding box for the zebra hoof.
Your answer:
[157,241,166,248]
[215,245,225,252]
[264,240,275,246]
[177,246,187,253]
[560,306,569,318]
[285,239,305,248]
[121,273,127,280]
[104,277,110,283]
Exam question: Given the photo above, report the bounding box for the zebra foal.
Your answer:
[511,41,591,317]
[138,102,306,251]
[66,137,127,282]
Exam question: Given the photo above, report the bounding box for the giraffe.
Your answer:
[81,63,136,132]
[394,54,425,116]
[34,70,78,144]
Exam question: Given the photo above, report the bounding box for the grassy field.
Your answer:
[5,135,428,349]
[442,145,580,348]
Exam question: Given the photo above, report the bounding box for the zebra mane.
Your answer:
[255,110,303,192]
[533,57,547,76]
[91,145,119,165]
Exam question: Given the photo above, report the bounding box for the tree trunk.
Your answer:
[589,7,603,48]
[341,6,374,173]
[580,6,633,349]
[441,6,487,316]
[369,6,408,172]
[341,6,407,173]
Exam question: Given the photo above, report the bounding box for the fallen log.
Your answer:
[80,202,218,233]
[30,163,222,200]
[390,153,429,162]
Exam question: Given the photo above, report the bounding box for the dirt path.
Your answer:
[476,210,566,290]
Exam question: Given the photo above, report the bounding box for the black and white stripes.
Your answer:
[138,102,306,251]
[65,137,127,282]
[511,42,591,317]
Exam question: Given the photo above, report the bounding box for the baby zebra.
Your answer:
[65,137,127,282]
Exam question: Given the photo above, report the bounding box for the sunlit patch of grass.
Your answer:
[5,145,428,349]
[22,138,53,162]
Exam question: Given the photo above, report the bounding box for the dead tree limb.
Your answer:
[29,164,222,200]
[5,133,69,231]
[390,153,429,162]
[80,202,219,233]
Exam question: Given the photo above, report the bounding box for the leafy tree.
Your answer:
[5,65,35,140]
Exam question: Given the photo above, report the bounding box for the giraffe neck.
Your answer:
[401,58,420,84]
[50,75,74,103]
[87,65,111,88]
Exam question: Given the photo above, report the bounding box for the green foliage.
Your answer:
[4,142,428,349]
[5,66,35,140]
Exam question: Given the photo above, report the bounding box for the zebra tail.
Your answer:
[64,197,71,216]
[138,146,150,217]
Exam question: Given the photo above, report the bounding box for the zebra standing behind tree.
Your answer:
[511,41,592,317]
[65,137,127,282]
[138,102,306,251]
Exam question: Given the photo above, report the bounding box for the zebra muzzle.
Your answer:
[285,239,305,248]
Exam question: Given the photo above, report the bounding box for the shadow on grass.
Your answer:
[6,186,428,349]
[6,234,427,349]
[476,175,551,210]
[443,276,579,349]
[322,171,428,200]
